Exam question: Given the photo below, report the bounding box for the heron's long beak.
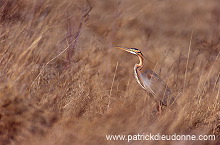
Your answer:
[114,46,130,52]
[114,46,136,54]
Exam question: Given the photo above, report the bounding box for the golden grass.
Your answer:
[0,0,219,144]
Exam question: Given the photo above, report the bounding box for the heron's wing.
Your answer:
[141,70,172,105]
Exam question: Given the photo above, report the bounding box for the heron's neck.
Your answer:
[135,55,144,70]
[134,55,145,90]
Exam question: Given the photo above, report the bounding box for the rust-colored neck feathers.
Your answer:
[135,55,144,70]
[134,54,145,90]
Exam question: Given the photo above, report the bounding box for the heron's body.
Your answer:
[115,46,172,107]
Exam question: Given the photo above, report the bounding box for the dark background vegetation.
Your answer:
[0,0,219,144]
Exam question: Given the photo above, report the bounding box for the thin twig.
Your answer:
[108,62,119,108]
[213,80,220,110]
[183,30,193,93]
[213,73,220,92]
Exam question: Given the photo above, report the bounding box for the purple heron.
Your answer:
[115,46,172,110]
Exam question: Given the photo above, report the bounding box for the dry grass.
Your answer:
[0,0,219,145]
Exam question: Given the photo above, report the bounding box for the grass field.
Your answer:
[0,0,219,144]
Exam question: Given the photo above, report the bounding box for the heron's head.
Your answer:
[114,46,143,57]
